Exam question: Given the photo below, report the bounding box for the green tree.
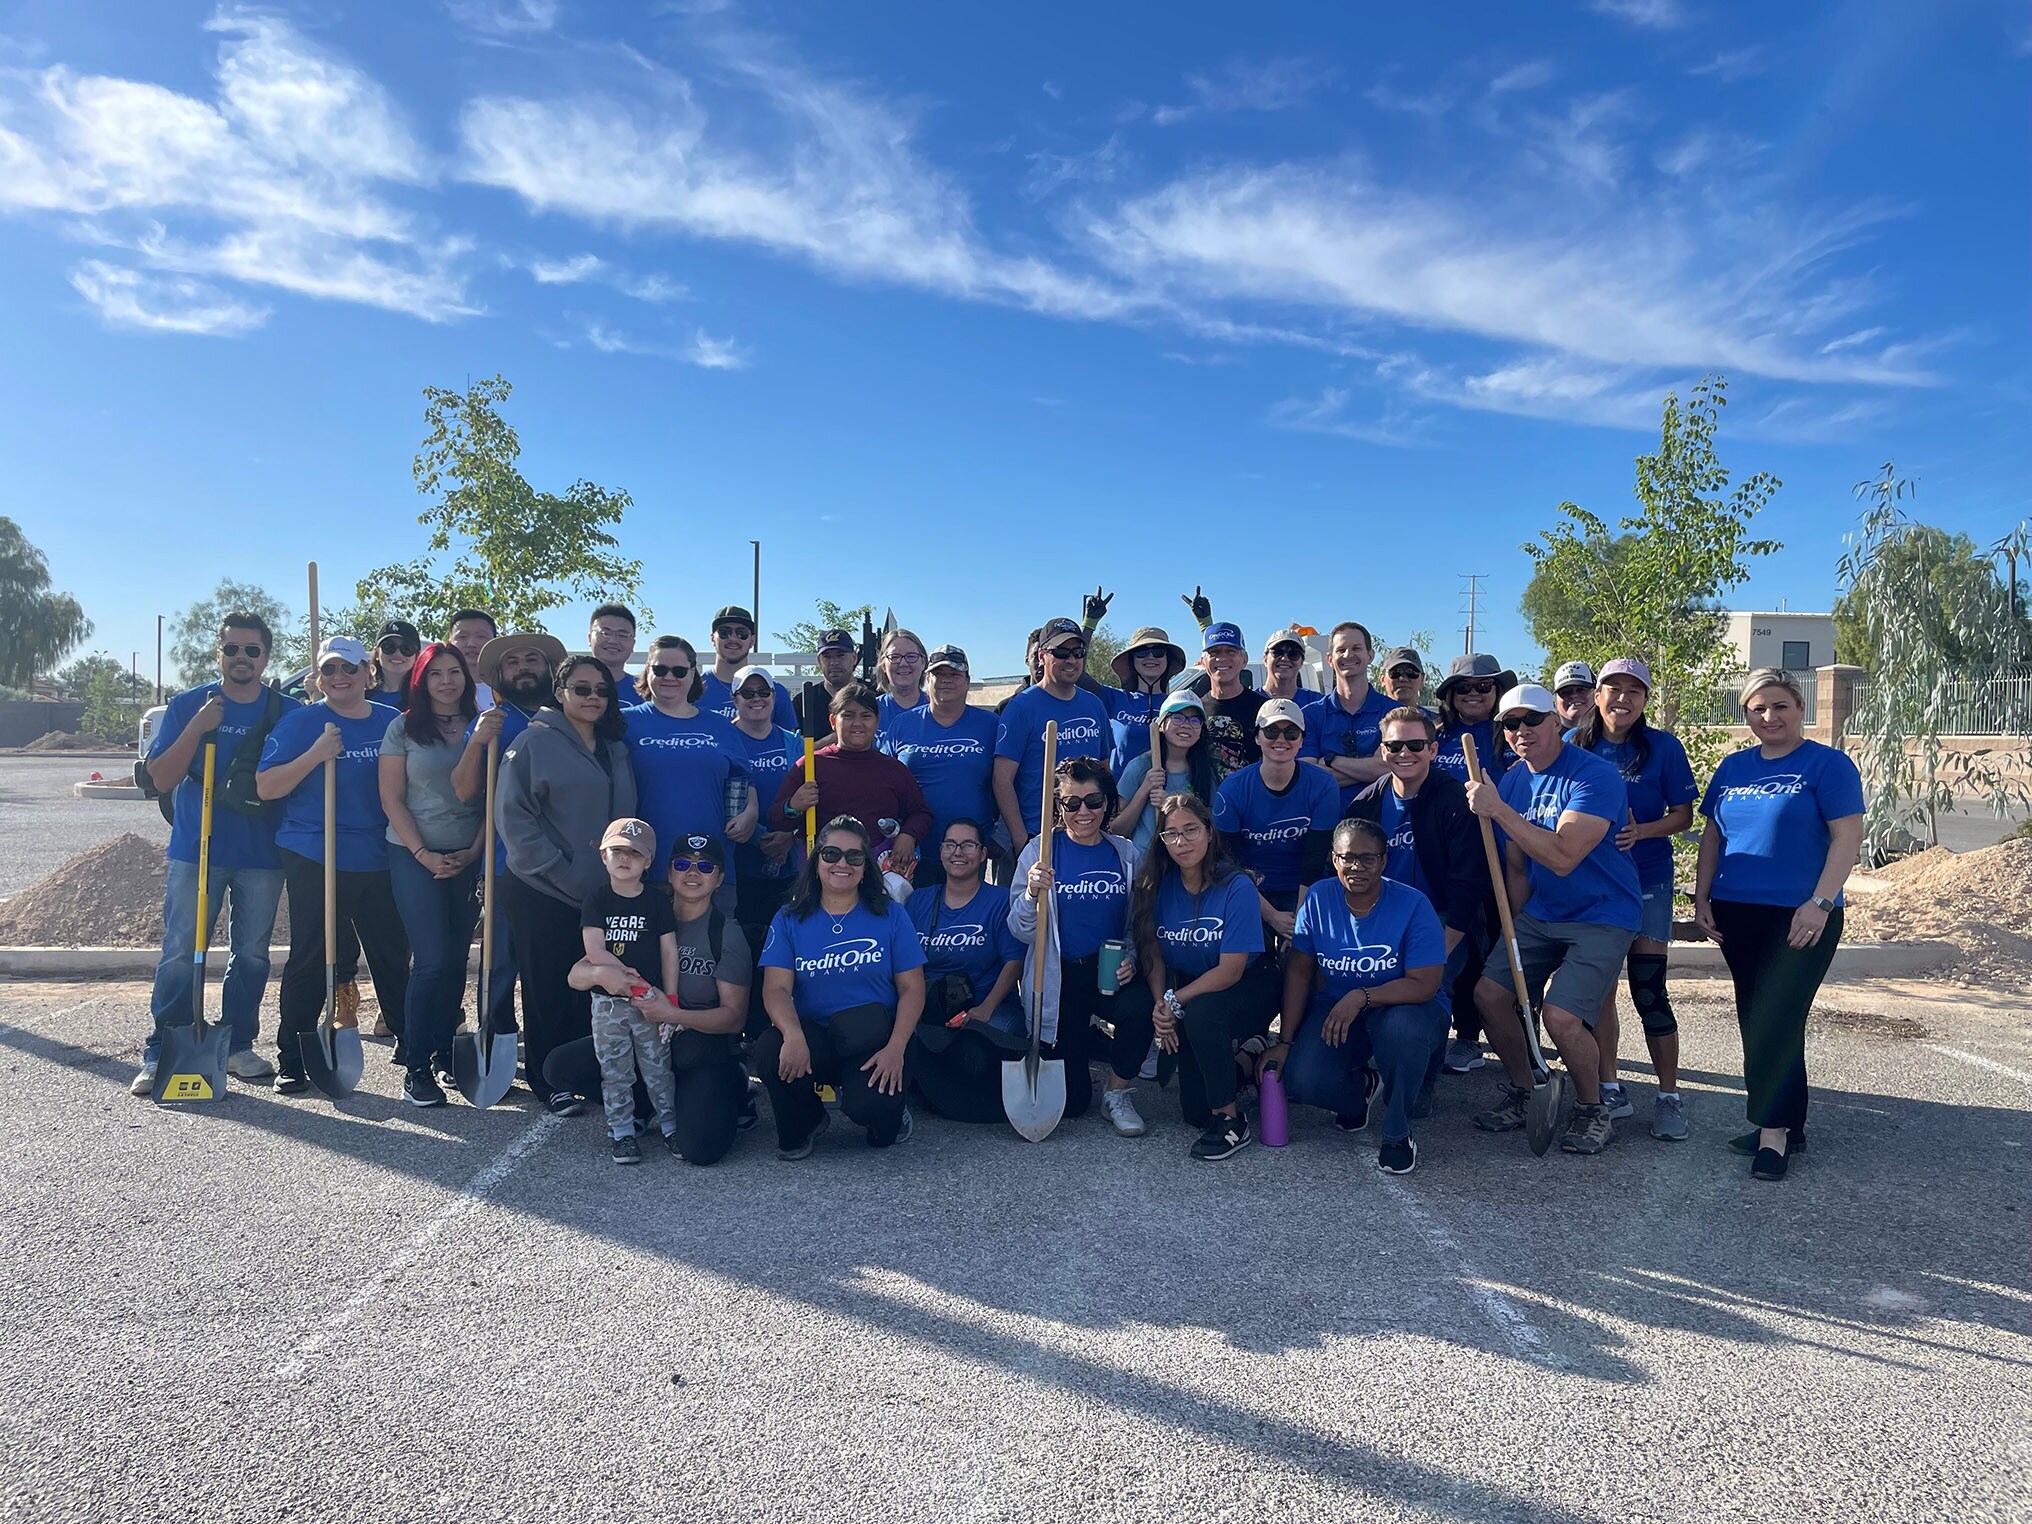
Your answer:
[1519,535,1650,676]
[169,579,301,687]
[1085,622,1127,681]
[55,652,150,704]
[774,600,876,657]
[359,375,647,633]
[0,517,91,687]
[77,663,138,742]
[1836,466,2032,849]
[1831,523,2026,668]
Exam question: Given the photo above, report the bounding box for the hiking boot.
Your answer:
[1560,1102,1614,1155]
[1190,1112,1252,1161]
[1377,1138,1418,1175]
[779,1107,832,1161]
[226,1049,275,1081]
[403,1069,447,1109]
[1600,1082,1635,1120]
[1442,1039,1485,1074]
[1334,1070,1381,1132]
[129,1064,157,1097]
[1650,1093,1688,1141]
[1731,1127,1806,1155]
[1101,1087,1147,1137]
[333,979,361,1029]
[1473,1082,1531,1133]
[612,1134,643,1165]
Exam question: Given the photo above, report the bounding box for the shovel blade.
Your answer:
[153,1022,231,1105]
[1526,1072,1568,1157]
[1001,1055,1067,1142]
[301,1025,364,1099]
[451,1029,518,1110]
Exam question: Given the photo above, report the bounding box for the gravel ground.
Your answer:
[2,973,2027,1523]
[0,756,167,899]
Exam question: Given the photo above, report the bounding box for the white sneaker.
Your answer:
[129,1064,157,1097]
[226,1049,276,1080]
[1137,1041,1160,1081]
[1100,1087,1147,1137]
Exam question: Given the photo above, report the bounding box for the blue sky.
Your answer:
[3,0,2027,682]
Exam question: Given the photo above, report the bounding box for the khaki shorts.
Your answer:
[1481,912,1636,1026]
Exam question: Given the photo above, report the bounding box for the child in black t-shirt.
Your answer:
[570,817,681,1164]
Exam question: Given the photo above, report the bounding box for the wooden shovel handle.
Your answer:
[1463,734,1534,1023]
[1029,720,1059,1004]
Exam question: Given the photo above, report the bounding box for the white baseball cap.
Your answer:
[1497,683,1558,716]
[1255,697,1308,732]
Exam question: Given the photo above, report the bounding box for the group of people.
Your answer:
[133,592,1865,1185]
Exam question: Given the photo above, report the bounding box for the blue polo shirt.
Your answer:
[1496,742,1642,931]
[149,683,300,870]
[1302,685,1400,808]
[994,685,1111,835]
[759,899,926,1025]
[1701,740,1865,908]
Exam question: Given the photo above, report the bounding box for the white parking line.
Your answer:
[1376,1175,1562,1369]
[1925,1044,2032,1088]
[271,1112,562,1381]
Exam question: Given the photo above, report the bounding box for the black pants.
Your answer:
[1450,914,1494,1043]
[1176,962,1278,1127]
[502,873,592,1099]
[734,873,793,1040]
[753,1002,906,1147]
[543,1029,746,1166]
[1713,898,1843,1130]
[1049,955,1156,1119]
[277,849,409,1073]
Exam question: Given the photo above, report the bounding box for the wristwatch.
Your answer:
[1811,895,1836,913]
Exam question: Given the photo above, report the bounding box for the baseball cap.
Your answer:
[1598,657,1652,690]
[1436,653,1516,699]
[816,628,855,655]
[711,605,756,632]
[1157,689,1207,720]
[317,635,368,667]
[1553,661,1596,692]
[1380,646,1424,675]
[1039,617,1083,650]
[376,619,421,649]
[1498,683,1558,716]
[1202,621,1245,652]
[1256,697,1308,732]
[669,833,727,869]
[600,817,656,858]
[926,644,969,674]
[1263,628,1307,657]
[730,663,776,696]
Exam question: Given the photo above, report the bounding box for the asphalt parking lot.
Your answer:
[2,972,2026,1523]
[0,755,167,898]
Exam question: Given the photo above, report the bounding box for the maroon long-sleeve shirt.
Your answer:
[770,743,932,845]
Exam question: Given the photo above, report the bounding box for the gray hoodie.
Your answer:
[1006,830,1140,1046]
[496,708,637,906]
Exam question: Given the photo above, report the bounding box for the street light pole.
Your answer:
[155,614,164,704]
[750,540,761,635]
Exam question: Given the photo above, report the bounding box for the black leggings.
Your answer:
[543,1029,746,1166]
[277,849,410,1070]
[1176,962,1278,1127]
[1713,898,1843,1131]
[1049,955,1156,1119]
[753,1002,907,1147]
[734,873,793,1040]
[502,873,591,1098]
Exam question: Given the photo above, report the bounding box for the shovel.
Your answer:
[301,758,365,1097]
[800,680,828,851]
[452,738,517,1108]
[1003,720,1067,1141]
[154,740,231,1104]
[1464,735,1565,1155]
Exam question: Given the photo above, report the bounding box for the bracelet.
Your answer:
[412,847,428,860]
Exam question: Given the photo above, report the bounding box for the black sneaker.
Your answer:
[431,1055,458,1093]
[736,1079,761,1132]
[612,1134,643,1165]
[1190,1112,1253,1161]
[546,1091,586,1117]
[403,1069,447,1109]
[779,1107,832,1161]
[1751,1146,1790,1181]
[275,1071,309,1096]
[1377,1138,1418,1175]
[662,1131,685,1160]
[1730,1127,1806,1156]
[1333,1071,1380,1132]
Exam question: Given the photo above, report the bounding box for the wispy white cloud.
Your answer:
[1690,47,1765,81]
[69,259,268,334]
[1750,395,1890,443]
[531,252,604,282]
[684,328,746,368]
[620,272,685,302]
[1820,326,1886,354]
[1654,129,1763,178]
[572,317,746,368]
[1266,386,1424,446]
[1403,355,1666,429]
[1153,58,1331,126]
[1022,133,1127,201]
[1488,60,1558,95]
[445,0,559,36]
[1589,0,1690,29]
[1518,90,1636,189]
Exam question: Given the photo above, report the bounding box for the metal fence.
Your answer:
[1844,673,2032,737]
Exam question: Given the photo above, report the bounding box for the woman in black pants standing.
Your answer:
[495,655,637,1115]
[1694,668,1865,1182]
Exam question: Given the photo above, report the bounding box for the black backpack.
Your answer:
[134,685,287,827]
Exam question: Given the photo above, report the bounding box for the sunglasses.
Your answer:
[715,626,753,641]
[1268,645,1304,661]
[1260,724,1303,742]
[378,638,418,655]
[220,642,264,658]
[566,683,614,700]
[1501,711,1554,732]
[318,660,360,676]
[1059,791,1108,814]
[816,845,868,866]
[1333,850,1385,870]
[736,686,773,701]
[650,663,692,679]
[1382,738,1431,754]
[1045,644,1087,661]
[669,858,720,875]
[1388,667,1422,681]
[1454,680,1498,695]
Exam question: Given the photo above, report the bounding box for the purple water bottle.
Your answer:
[1258,1063,1290,1148]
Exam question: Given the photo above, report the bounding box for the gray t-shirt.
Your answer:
[382,714,485,851]
[673,908,752,1010]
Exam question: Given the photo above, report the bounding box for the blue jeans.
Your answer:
[483,892,517,1035]
[1285,997,1450,1145]
[387,845,481,1072]
[146,859,284,1061]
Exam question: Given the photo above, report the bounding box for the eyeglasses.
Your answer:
[736,686,773,701]
[1333,850,1385,869]
[566,683,614,700]
[1058,791,1108,814]
[940,839,983,854]
[318,660,360,677]
[1260,724,1302,742]
[816,845,868,866]
[378,638,418,656]
[1501,711,1554,732]
[591,625,634,642]
[1163,712,1203,726]
[1157,823,1206,845]
[669,858,720,875]
[1455,680,1497,695]
[1382,738,1431,754]
[650,663,692,679]
[1045,644,1087,661]
[220,642,263,658]
[887,651,924,666]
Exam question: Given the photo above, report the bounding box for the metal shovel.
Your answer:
[154,740,231,1104]
[1003,720,1066,1141]
[452,738,516,1108]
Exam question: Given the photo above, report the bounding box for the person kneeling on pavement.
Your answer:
[1464,683,1642,1156]
[754,817,926,1158]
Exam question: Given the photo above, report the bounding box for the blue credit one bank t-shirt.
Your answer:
[1700,740,1865,908]
[758,899,926,1025]
[1495,743,1642,932]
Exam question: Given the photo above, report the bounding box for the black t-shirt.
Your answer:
[1202,688,1267,779]
[580,883,678,990]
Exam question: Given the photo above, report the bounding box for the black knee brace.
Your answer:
[1627,953,1675,1036]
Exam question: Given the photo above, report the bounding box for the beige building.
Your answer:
[1722,610,1836,674]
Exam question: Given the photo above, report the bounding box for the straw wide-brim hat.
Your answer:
[1112,627,1188,686]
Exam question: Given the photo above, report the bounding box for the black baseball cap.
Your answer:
[376,619,421,649]
[1039,617,1083,651]
[711,605,755,632]
[816,628,854,654]
[670,833,727,868]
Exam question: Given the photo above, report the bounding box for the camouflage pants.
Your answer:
[590,995,676,1141]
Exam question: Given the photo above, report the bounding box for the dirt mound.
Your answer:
[20,730,103,752]
[1847,838,2032,985]
[1876,846,1954,883]
[0,834,294,948]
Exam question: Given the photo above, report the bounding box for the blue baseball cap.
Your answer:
[1203,622,1245,652]
[816,628,855,654]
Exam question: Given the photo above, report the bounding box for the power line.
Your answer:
[1459,573,1488,654]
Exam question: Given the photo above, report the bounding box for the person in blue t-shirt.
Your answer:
[993,617,1112,853]
[622,635,756,896]
[1464,683,1642,1156]
[1114,689,1219,856]
[887,645,999,888]
[1267,817,1449,1175]
[1569,658,1701,1140]
[256,636,412,1092]
[874,628,931,742]
[1695,668,1865,1181]
[1431,653,1515,785]
[587,604,642,707]
[698,605,798,730]
[1212,697,1340,932]
[1302,621,1400,810]
[902,819,1030,1123]
[1089,625,1188,776]
[1131,794,1272,1160]
[756,816,926,1155]
[130,611,302,1097]
[722,663,805,998]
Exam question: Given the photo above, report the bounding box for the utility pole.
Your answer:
[1459,573,1488,654]
[155,614,164,704]
[750,541,761,632]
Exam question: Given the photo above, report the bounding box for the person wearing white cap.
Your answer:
[722,662,806,981]
[887,645,999,886]
[1114,689,1219,855]
[1568,657,1699,1139]
[1212,698,1340,937]
[1259,628,1323,708]
[1552,661,1596,728]
[1463,681,1642,1155]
